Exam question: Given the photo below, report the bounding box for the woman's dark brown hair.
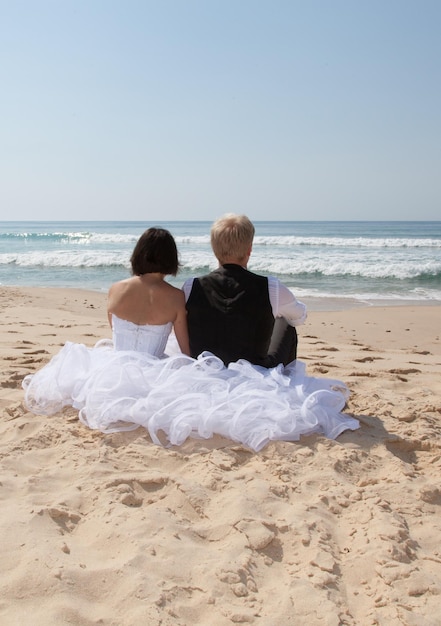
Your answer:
[130,228,180,276]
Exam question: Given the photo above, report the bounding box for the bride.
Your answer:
[23,227,359,452]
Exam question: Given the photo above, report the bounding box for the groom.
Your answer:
[182,214,306,367]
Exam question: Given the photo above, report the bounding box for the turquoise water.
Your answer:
[1,220,440,305]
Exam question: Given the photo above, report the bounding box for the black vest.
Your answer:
[186,264,274,365]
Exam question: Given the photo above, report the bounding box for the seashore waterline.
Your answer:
[1,220,440,312]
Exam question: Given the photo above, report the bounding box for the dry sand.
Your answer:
[1,286,440,626]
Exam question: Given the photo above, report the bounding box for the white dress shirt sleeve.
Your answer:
[267,276,307,326]
[182,278,194,302]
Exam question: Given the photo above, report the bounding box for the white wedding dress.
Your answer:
[22,314,359,452]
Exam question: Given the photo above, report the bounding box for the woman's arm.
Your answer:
[107,284,116,328]
[173,293,191,356]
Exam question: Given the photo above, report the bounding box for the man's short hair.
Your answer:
[210,214,255,263]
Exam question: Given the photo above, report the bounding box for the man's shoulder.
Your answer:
[245,268,270,285]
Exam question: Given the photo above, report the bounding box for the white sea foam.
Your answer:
[0,251,131,268]
[252,236,441,248]
[2,249,440,282]
[8,231,440,248]
[1,221,440,302]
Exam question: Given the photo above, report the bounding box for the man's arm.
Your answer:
[181,278,194,302]
[267,277,307,326]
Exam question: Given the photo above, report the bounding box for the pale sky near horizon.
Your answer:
[1,0,440,222]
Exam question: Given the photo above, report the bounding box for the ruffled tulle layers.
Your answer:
[23,340,359,452]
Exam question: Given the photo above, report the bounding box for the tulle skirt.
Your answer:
[22,340,359,452]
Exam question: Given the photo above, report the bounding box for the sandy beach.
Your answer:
[1,286,440,626]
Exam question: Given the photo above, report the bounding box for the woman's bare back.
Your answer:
[107,274,190,355]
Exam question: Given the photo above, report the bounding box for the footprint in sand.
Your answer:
[349,371,376,377]
[21,358,46,366]
[388,368,421,374]
[37,507,82,534]
[23,349,49,355]
[106,475,169,507]
[5,403,26,420]
[1,371,27,389]
[315,361,339,369]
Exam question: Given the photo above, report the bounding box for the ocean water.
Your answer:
[1,221,440,309]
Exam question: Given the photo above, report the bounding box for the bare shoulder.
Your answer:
[108,277,136,302]
[163,282,185,303]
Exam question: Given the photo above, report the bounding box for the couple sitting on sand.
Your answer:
[23,214,359,451]
[108,213,306,367]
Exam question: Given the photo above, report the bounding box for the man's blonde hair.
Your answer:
[210,214,255,263]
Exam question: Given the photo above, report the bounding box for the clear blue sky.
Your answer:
[1,0,440,221]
